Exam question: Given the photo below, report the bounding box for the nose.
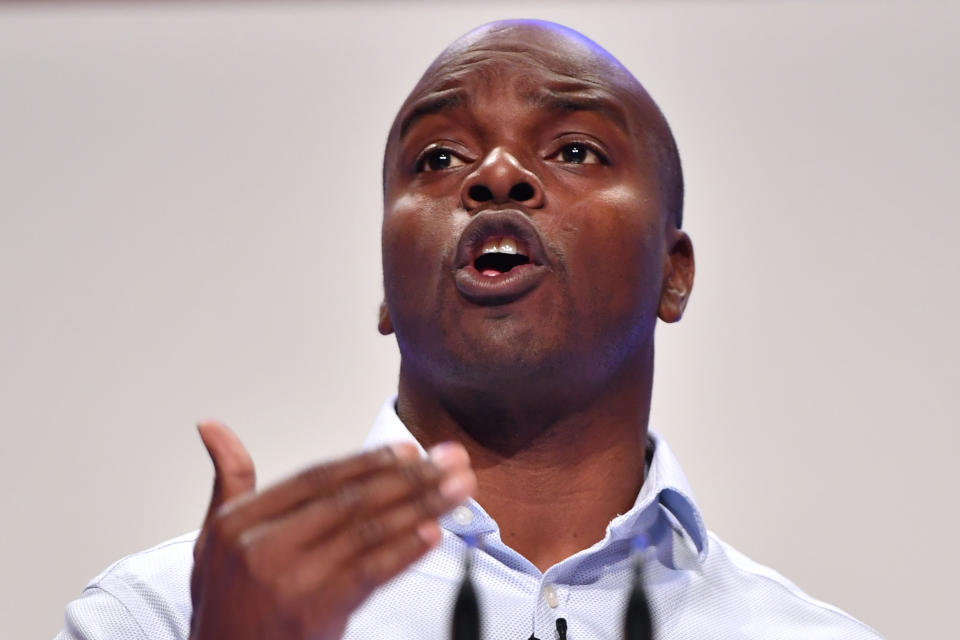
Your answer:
[460,147,545,211]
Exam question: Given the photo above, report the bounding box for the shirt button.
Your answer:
[452,505,474,525]
[542,584,559,608]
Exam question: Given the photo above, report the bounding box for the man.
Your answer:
[57,20,883,640]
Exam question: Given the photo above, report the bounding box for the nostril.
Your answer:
[468,185,493,202]
[508,182,535,202]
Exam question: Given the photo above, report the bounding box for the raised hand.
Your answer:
[189,420,475,640]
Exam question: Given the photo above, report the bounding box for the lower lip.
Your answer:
[454,263,548,305]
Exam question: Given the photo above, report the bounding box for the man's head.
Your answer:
[378,20,694,403]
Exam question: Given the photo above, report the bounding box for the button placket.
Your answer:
[533,583,571,640]
[542,583,560,609]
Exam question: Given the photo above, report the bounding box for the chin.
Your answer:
[442,334,584,392]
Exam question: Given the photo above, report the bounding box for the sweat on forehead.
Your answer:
[383,19,685,227]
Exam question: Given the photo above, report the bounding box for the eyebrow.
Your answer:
[530,89,631,134]
[398,88,467,138]
[397,85,631,139]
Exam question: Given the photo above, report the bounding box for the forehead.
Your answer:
[424,21,634,88]
[398,66,633,141]
[391,23,649,140]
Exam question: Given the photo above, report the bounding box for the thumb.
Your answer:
[191,420,255,615]
[197,419,256,521]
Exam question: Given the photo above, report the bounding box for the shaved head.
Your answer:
[384,19,684,227]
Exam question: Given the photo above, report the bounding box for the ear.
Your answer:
[378,301,394,335]
[658,230,694,323]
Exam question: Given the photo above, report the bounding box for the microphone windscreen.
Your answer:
[451,573,480,640]
[624,556,654,640]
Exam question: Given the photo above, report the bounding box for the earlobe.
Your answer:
[378,302,395,335]
[657,231,695,324]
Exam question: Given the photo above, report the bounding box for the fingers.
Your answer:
[314,455,474,565]
[267,445,472,558]
[218,441,421,528]
[229,443,473,567]
[316,522,442,620]
[282,460,474,615]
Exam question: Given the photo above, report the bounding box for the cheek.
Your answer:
[382,191,462,328]
[383,193,453,276]
[562,184,664,315]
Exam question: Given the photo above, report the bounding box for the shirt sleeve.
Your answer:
[55,586,151,640]
[54,532,196,640]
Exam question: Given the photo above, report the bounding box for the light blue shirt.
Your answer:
[57,397,883,639]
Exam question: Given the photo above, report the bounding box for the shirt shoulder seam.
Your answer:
[710,533,883,638]
[95,533,197,584]
[79,584,153,640]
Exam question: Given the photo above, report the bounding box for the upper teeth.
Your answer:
[481,237,519,255]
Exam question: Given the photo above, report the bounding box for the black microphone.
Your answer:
[623,549,654,640]
[527,617,566,640]
[452,539,480,640]
[452,536,653,640]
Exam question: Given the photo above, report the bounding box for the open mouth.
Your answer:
[453,210,549,305]
[473,236,531,276]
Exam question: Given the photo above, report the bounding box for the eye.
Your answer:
[550,142,605,165]
[416,147,466,172]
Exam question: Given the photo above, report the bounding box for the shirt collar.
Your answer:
[609,428,709,563]
[361,396,428,453]
[362,396,709,563]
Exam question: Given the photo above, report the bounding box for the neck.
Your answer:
[396,345,653,572]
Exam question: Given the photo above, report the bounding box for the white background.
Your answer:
[1,2,957,638]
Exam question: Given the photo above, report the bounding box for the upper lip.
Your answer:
[453,209,548,270]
